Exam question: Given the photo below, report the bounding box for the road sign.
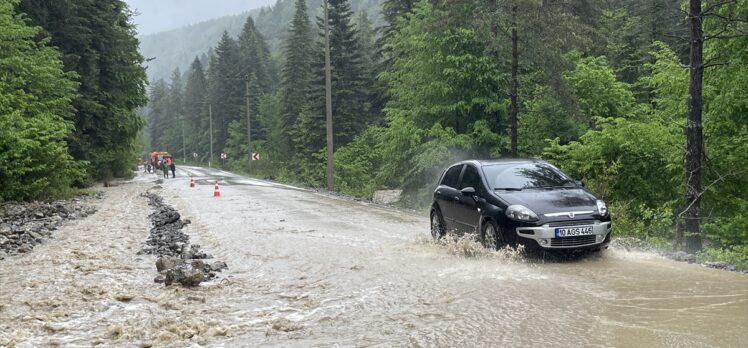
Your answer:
[252,152,259,161]
[193,152,198,158]
[220,153,227,159]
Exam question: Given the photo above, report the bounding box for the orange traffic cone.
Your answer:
[213,180,221,197]
[189,177,195,188]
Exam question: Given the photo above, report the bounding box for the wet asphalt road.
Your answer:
[159,166,748,347]
[0,166,745,347]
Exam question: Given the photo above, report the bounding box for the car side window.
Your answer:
[441,165,463,188]
[459,165,485,194]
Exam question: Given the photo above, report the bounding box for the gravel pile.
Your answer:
[0,196,99,259]
[140,192,227,286]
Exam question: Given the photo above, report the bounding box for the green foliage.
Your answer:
[368,0,506,202]
[183,57,208,158]
[699,246,748,271]
[141,0,748,261]
[19,0,148,182]
[279,0,314,160]
[564,53,637,123]
[303,0,373,150]
[381,0,503,133]
[333,127,384,197]
[0,0,84,200]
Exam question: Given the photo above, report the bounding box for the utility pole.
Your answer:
[246,76,252,173]
[509,3,518,157]
[181,115,186,163]
[324,0,334,191]
[209,103,213,168]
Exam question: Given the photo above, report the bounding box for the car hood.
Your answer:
[497,188,598,215]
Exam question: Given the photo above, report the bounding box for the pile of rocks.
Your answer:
[140,192,227,286]
[0,197,99,259]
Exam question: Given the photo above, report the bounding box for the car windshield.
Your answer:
[482,162,577,190]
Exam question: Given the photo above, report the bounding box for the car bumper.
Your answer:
[515,221,612,249]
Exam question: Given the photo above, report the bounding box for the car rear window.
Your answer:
[441,165,463,188]
[481,162,574,190]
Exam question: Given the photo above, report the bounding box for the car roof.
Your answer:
[453,158,548,167]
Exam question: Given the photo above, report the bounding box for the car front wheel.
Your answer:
[430,209,445,240]
[481,219,505,250]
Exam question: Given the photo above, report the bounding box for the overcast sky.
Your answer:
[125,0,276,35]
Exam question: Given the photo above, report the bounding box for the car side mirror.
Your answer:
[461,187,476,196]
[575,180,585,187]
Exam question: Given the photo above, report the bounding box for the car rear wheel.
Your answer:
[481,219,505,250]
[430,209,445,240]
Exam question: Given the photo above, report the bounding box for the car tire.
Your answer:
[481,219,505,250]
[430,209,446,240]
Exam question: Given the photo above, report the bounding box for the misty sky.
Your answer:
[125,0,276,36]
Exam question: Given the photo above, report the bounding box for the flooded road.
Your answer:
[1,166,747,347]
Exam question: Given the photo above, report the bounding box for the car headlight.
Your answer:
[596,200,608,216]
[505,205,538,222]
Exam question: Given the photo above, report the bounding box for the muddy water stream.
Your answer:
[1,167,747,347]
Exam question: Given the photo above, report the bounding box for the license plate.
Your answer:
[555,226,593,237]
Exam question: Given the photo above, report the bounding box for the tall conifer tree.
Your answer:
[18,0,148,180]
[183,57,208,157]
[207,31,243,153]
[279,0,314,159]
[297,0,371,160]
[147,80,169,150]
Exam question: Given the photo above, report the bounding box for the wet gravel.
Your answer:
[0,194,100,259]
[140,191,227,286]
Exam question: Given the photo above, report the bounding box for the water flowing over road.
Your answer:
[1,166,747,347]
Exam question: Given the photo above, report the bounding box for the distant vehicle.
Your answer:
[430,159,612,251]
[149,151,171,170]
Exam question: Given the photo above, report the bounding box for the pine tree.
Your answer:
[355,10,381,120]
[298,0,371,158]
[374,0,415,125]
[238,17,271,93]
[183,57,208,158]
[147,80,169,150]
[164,68,184,153]
[207,31,243,154]
[18,0,148,181]
[279,0,314,159]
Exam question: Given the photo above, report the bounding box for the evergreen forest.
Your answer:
[1,0,747,266]
[1,0,147,196]
[144,0,748,264]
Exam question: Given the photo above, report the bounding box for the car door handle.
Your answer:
[454,196,460,201]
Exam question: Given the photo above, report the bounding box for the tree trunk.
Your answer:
[509,4,518,157]
[680,0,704,252]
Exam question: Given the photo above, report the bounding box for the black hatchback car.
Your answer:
[430,159,612,251]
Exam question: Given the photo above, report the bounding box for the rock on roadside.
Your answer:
[141,191,228,286]
[0,194,101,259]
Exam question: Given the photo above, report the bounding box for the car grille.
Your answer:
[548,220,597,227]
[550,235,597,247]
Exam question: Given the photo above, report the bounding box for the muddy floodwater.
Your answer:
[1,166,747,347]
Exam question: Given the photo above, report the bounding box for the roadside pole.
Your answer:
[246,76,252,173]
[181,115,186,163]
[209,103,213,168]
[324,0,334,192]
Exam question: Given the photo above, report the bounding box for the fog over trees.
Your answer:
[125,0,276,35]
